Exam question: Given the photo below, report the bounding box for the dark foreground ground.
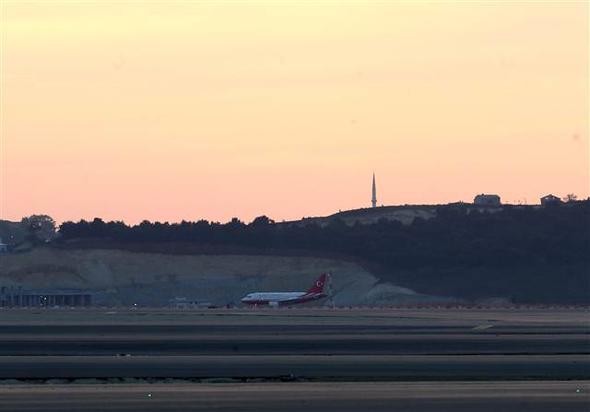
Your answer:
[0,307,588,411]
[1,381,588,412]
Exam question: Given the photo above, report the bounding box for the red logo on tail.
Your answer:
[306,273,329,295]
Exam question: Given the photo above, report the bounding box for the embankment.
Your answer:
[0,248,438,306]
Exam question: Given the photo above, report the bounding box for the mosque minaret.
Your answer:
[371,173,377,208]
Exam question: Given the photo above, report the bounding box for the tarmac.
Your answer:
[0,307,588,411]
[0,354,588,380]
[0,382,588,412]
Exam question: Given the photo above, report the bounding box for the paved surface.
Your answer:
[0,324,588,356]
[0,381,588,412]
[0,307,587,326]
[1,333,587,356]
[0,355,588,380]
[0,309,588,358]
[0,308,588,410]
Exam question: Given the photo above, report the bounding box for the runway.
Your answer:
[0,381,588,412]
[1,329,587,356]
[0,308,588,410]
[0,354,588,380]
[0,309,587,359]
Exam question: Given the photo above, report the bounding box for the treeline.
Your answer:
[58,202,590,303]
[59,203,589,269]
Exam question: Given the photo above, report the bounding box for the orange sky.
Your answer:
[1,1,588,224]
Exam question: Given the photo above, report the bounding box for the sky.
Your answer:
[0,1,588,224]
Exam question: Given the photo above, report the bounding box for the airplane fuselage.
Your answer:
[240,273,331,307]
[241,291,326,306]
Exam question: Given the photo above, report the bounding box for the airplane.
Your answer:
[240,273,331,307]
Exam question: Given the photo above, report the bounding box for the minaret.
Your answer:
[371,173,377,208]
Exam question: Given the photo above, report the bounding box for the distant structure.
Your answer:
[0,287,92,307]
[371,173,377,208]
[168,297,214,309]
[474,194,501,207]
[0,238,7,254]
[540,194,562,207]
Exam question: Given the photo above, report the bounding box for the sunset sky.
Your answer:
[0,1,588,224]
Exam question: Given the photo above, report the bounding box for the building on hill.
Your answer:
[540,194,562,206]
[474,194,501,206]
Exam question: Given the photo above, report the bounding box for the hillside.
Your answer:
[2,200,588,305]
[0,248,438,306]
[287,205,438,227]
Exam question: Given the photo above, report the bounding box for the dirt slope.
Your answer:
[0,248,440,306]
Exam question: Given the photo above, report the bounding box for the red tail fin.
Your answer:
[305,273,329,295]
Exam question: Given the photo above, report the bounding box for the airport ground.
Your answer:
[1,381,588,412]
[0,307,588,411]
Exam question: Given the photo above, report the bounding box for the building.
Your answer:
[540,194,562,206]
[168,297,214,309]
[0,238,7,254]
[474,194,501,207]
[0,287,92,307]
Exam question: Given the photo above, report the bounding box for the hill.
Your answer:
[0,247,438,306]
[2,200,588,305]
[286,205,438,227]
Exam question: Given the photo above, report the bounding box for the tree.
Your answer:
[564,194,578,203]
[250,215,275,227]
[21,215,57,243]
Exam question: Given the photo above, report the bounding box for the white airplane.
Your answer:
[241,273,331,307]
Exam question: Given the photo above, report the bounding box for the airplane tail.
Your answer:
[305,273,330,295]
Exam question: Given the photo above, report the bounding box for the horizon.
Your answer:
[3,193,586,226]
[1,1,588,224]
